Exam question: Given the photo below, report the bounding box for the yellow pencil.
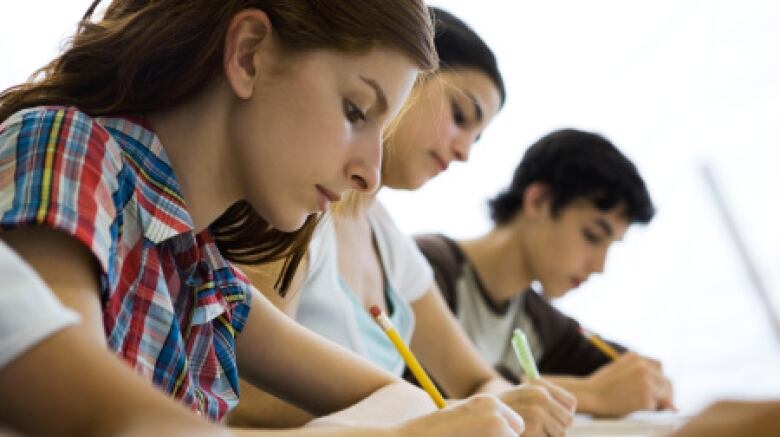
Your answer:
[584,329,621,361]
[370,305,447,409]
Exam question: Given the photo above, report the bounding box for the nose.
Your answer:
[345,130,382,193]
[589,249,608,274]
[450,131,477,162]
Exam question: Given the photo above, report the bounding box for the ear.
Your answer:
[223,9,274,99]
[522,182,552,221]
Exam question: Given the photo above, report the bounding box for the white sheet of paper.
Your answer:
[568,411,688,436]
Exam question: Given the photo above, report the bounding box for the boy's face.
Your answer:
[523,198,630,298]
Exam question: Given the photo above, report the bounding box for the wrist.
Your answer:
[475,376,513,395]
[575,376,604,415]
[547,375,601,414]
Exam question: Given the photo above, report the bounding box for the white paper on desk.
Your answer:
[568,412,687,437]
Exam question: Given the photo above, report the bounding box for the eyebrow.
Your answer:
[594,218,614,237]
[465,91,484,123]
[359,76,388,114]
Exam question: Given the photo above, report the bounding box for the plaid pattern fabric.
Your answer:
[0,106,252,421]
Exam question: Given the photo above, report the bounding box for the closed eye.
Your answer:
[451,98,466,126]
[582,228,604,245]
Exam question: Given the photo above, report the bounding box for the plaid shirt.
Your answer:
[0,106,252,421]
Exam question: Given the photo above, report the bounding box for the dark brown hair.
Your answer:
[0,0,437,294]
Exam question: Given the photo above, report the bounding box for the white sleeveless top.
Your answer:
[296,201,434,375]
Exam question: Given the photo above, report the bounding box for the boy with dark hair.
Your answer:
[417,128,674,417]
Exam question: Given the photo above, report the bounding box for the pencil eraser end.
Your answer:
[369,305,381,318]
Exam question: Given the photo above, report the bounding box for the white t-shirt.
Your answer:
[454,264,542,379]
[0,240,80,369]
[296,201,434,375]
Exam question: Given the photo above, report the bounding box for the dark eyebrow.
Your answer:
[594,218,614,237]
[359,76,388,114]
[465,91,484,123]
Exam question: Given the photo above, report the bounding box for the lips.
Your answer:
[315,185,341,212]
[316,185,341,202]
[430,151,449,172]
[570,277,583,288]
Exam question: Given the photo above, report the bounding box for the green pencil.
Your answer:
[511,328,540,381]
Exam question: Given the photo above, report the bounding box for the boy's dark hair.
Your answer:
[489,128,655,225]
[431,7,506,107]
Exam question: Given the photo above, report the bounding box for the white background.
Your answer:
[2,0,779,414]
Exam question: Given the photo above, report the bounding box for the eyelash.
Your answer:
[451,99,466,126]
[343,99,367,124]
[582,229,603,245]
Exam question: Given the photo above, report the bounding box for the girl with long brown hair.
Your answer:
[0,1,524,436]
[235,7,575,437]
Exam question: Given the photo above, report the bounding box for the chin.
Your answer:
[409,171,436,190]
[262,209,309,233]
[540,283,568,299]
[388,177,424,191]
[275,216,309,233]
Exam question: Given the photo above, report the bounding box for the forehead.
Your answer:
[559,198,631,240]
[436,68,502,120]
[292,47,419,104]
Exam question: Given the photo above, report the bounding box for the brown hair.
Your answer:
[0,0,437,294]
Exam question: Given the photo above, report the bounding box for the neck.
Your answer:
[458,224,532,304]
[146,83,242,232]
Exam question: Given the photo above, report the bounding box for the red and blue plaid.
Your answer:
[0,106,252,421]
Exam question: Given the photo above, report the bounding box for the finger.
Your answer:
[642,356,663,371]
[497,403,525,436]
[542,381,577,413]
[526,382,573,428]
[543,395,575,430]
[542,412,567,437]
[656,377,677,411]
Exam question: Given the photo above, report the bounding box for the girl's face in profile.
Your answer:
[382,68,502,190]
[229,47,419,232]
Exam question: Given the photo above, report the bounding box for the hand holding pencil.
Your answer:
[580,328,676,416]
[370,305,527,436]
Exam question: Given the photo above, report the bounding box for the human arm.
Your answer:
[0,323,230,437]
[0,228,230,437]
[670,400,780,437]
[234,285,529,435]
[544,352,675,417]
[522,290,674,415]
[235,286,438,424]
[0,230,523,437]
[410,286,575,436]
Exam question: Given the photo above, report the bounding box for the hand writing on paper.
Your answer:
[395,394,525,437]
[496,379,576,437]
[584,352,675,417]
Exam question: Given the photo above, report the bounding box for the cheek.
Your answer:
[434,121,457,148]
[403,102,451,148]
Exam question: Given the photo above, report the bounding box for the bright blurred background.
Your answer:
[2,0,779,415]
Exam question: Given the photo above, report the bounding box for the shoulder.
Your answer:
[0,107,145,272]
[365,201,412,252]
[414,233,466,283]
[2,106,116,153]
[415,233,461,267]
[367,201,433,301]
[413,233,466,309]
[1,106,126,183]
